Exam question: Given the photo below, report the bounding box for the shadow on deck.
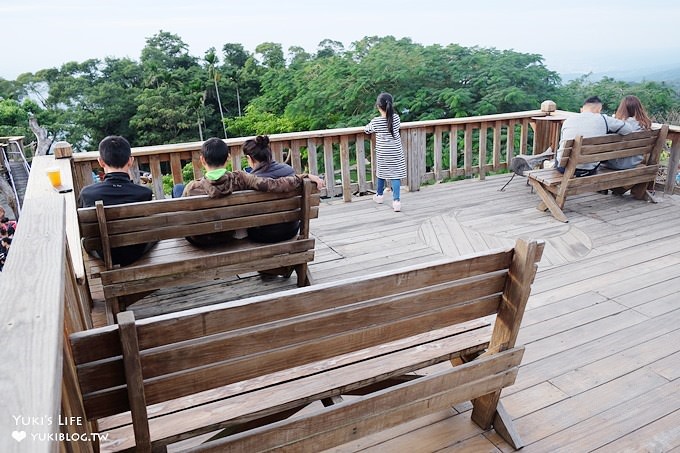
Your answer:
[88,173,680,451]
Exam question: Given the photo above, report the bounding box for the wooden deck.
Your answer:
[90,174,680,452]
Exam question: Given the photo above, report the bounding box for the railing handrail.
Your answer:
[8,140,31,174]
[72,109,550,160]
[0,196,66,453]
[1,146,21,214]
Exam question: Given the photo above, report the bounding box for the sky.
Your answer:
[1,0,679,80]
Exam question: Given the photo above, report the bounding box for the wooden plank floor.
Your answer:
[90,174,680,452]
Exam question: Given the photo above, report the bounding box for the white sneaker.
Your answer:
[392,200,401,212]
[373,194,384,204]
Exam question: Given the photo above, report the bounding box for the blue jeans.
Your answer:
[377,178,400,201]
[172,183,185,198]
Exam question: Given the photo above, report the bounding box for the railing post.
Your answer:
[53,141,73,159]
[665,133,680,195]
[405,128,425,192]
[339,135,352,202]
[532,101,561,155]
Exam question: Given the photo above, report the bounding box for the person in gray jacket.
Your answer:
[556,96,634,176]
[243,135,301,243]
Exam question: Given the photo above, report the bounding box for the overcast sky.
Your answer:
[1,0,678,80]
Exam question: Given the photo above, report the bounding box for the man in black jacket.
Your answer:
[78,136,153,265]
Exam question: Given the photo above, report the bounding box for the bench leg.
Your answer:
[529,180,568,223]
[295,263,313,287]
[493,401,524,449]
[630,182,647,200]
[105,296,121,325]
[471,391,523,450]
[631,183,659,203]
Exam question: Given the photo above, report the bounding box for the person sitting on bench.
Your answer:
[556,96,633,177]
[78,136,155,266]
[243,135,302,243]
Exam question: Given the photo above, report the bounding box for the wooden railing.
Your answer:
[0,156,93,451]
[70,109,559,202]
[664,125,680,194]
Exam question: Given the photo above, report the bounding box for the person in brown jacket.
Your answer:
[181,137,324,245]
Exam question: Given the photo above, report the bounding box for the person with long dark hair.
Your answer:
[364,92,407,212]
[243,135,300,243]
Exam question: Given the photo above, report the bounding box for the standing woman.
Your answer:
[365,92,407,212]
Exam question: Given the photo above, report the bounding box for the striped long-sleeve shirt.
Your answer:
[365,114,407,180]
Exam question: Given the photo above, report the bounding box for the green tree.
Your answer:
[204,48,228,138]
[222,43,252,117]
[132,31,204,145]
[255,42,285,69]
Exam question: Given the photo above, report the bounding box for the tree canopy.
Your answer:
[1,32,678,150]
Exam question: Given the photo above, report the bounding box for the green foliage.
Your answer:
[162,162,195,195]
[243,37,562,132]
[4,31,679,153]
[225,104,306,137]
[0,99,30,135]
[554,75,680,122]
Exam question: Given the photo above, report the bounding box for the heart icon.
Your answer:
[12,431,26,442]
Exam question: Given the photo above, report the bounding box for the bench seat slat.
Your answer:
[100,238,315,285]
[98,323,493,451]
[187,348,523,453]
[98,319,490,431]
[104,251,315,299]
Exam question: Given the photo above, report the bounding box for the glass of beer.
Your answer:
[46,167,62,187]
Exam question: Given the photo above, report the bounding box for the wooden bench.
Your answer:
[527,125,669,222]
[77,179,319,324]
[66,238,544,452]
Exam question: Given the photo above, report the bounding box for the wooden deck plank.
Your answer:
[547,326,680,396]
[515,368,670,448]
[521,379,680,453]
[507,308,680,395]
[590,410,680,453]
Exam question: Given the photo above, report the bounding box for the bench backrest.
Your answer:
[77,180,319,269]
[68,238,544,424]
[557,126,669,170]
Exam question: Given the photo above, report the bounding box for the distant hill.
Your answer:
[560,65,680,88]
